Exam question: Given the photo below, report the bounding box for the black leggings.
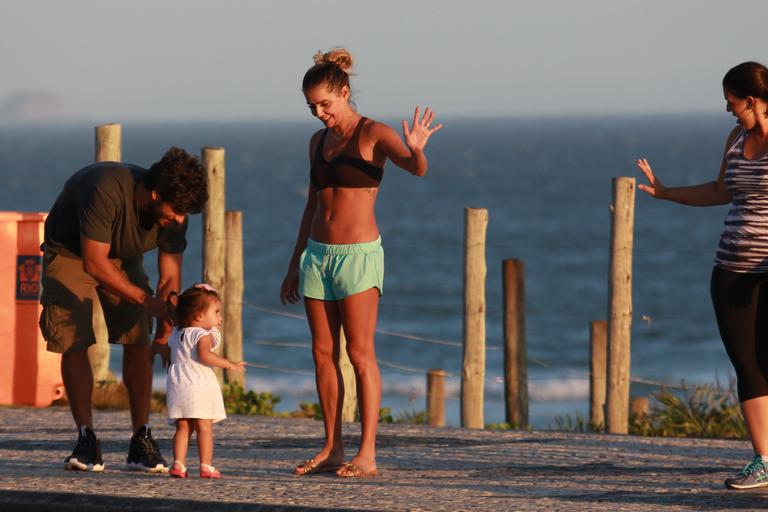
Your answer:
[711,266,768,401]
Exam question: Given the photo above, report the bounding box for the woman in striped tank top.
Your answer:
[637,62,768,490]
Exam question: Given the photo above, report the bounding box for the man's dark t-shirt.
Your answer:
[44,162,187,259]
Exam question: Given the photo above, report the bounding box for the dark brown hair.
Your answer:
[302,47,354,94]
[143,147,208,214]
[175,285,219,328]
[723,61,768,100]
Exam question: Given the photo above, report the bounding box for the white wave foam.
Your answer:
[146,372,589,403]
[528,378,589,401]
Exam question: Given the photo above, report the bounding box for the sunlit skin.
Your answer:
[280,82,442,477]
[636,89,768,457]
[196,297,224,330]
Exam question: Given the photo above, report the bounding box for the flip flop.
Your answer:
[336,462,378,478]
[169,461,188,478]
[294,457,341,476]
[200,464,222,479]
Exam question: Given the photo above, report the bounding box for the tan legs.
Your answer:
[173,419,193,467]
[742,396,768,456]
[303,288,380,476]
[61,351,94,429]
[122,345,153,432]
[337,288,380,475]
[299,298,345,473]
[173,419,215,469]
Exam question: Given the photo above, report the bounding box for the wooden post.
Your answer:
[589,320,607,429]
[89,123,121,383]
[427,369,446,427]
[339,328,357,422]
[630,396,649,417]
[502,259,528,428]
[95,123,121,162]
[202,147,226,385]
[606,177,635,434]
[461,207,488,429]
[223,211,244,388]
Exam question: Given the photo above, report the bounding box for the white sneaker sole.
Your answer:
[726,479,768,489]
[126,462,169,473]
[64,459,104,472]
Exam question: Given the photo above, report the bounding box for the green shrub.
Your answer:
[378,407,394,424]
[629,383,746,439]
[291,403,408,423]
[222,384,280,416]
[551,382,746,439]
[295,402,323,420]
[487,422,523,431]
[551,414,602,433]
[393,408,428,425]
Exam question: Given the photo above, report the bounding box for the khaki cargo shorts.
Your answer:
[39,250,153,354]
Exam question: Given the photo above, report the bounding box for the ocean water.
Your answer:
[0,114,737,427]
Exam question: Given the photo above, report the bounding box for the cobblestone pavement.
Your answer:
[0,406,766,511]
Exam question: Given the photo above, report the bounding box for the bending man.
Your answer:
[40,147,207,472]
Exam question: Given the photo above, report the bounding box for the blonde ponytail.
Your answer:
[313,47,354,72]
[303,47,355,94]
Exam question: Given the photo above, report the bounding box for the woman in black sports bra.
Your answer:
[280,47,442,478]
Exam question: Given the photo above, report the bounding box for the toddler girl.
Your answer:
[166,283,245,478]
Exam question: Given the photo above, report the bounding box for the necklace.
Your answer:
[331,113,361,140]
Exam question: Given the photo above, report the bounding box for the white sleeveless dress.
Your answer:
[166,326,227,424]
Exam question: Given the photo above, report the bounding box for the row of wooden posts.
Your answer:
[341,179,639,433]
[89,123,640,435]
[433,176,638,433]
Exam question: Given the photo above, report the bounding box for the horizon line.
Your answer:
[0,110,732,127]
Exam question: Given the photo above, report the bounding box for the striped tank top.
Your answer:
[715,130,768,272]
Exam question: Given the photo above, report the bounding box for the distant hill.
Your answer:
[0,91,83,123]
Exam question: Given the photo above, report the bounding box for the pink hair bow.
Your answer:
[194,283,218,293]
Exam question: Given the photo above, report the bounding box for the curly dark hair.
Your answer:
[143,147,208,214]
[175,285,220,328]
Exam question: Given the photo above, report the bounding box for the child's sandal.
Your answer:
[200,463,221,479]
[169,461,188,478]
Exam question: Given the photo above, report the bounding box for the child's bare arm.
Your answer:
[197,334,246,372]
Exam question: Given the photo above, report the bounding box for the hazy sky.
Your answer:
[1,0,766,122]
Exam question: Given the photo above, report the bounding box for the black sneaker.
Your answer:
[126,425,168,473]
[64,426,104,472]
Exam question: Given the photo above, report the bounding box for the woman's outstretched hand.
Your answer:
[636,158,667,199]
[280,267,301,305]
[403,106,443,153]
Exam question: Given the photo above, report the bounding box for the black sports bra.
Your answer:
[310,117,383,190]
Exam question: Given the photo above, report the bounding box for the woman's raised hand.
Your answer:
[403,106,443,153]
[636,158,667,199]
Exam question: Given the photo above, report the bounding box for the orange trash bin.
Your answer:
[0,212,64,407]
